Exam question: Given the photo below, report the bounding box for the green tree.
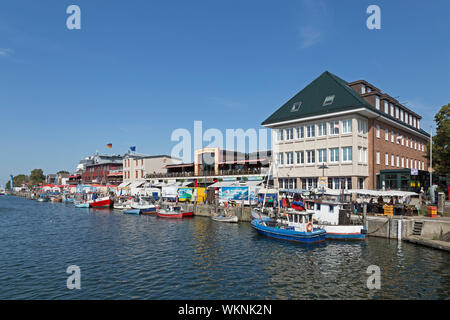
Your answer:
[30,169,45,185]
[427,103,450,176]
[7,174,29,189]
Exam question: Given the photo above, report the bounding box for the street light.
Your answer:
[318,163,328,196]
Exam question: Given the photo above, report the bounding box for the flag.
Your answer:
[130,146,136,152]
[334,122,339,129]
[106,143,112,148]
[396,135,402,142]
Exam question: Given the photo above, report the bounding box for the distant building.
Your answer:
[146,147,271,186]
[76,152,123,173]
[81,162,123,185]
[122,153,181,187]
[262,71,430,191]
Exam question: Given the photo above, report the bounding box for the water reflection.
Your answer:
[0,196,448,299]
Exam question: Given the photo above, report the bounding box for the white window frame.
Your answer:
[342,119,352,134]
[329,148,339,163]
[342,147,352,162]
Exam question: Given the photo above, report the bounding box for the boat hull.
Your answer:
[156,211,194,219]
[90,197,112,208]
[319,225,366,240]
[140,207,157,215]
[251,219,326,243]
[75,203,90,208]
[212,216,238,223]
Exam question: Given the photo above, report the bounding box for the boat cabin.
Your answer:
[304,200,345,226]
[285,211,315,232]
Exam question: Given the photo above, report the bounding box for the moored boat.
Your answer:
[251,211,326,243]
[37,197,49,202]
[212,215,238,223]
[51,197,62,203]
[90,196,113,208]
[74,201,90,208]
[156,205,194,219]
[304,200,366,240]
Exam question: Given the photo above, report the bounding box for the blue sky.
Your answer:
[0,0,449,186]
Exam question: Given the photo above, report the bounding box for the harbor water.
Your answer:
[0,196,449,299]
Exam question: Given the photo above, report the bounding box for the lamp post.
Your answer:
[318,163,328,196]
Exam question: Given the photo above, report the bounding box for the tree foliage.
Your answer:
[428,103,450,176]
[30,169,45,185]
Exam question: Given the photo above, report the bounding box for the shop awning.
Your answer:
[118,181,131,189]
[129,181,146,189]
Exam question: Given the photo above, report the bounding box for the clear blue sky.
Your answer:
[1,0,449,186]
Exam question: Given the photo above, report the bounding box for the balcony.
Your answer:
[145,167,268,179]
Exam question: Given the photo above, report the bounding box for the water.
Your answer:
[0,196,449,299]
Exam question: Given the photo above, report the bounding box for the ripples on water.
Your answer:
[0,196,448,299]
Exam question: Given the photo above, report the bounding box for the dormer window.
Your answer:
[323,95,335,106]
[361,84,366,94]
[291,102,302,112]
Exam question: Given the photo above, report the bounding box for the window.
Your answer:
[406,137,409,147]
[306,125,315,138]
[329,148,339,163]
[361,84,366,94]
[357,119,368,134]
[317,122,327,136]
[413,117,417,128]
[376,125,380,138]
[277,153,284,165]
[291,102,302,112]
[395,106,399,119]
[376,151,380,164]
[401,157,404,168]
[306,150,315,164]
[384,101,389,114]
[367,87,372,93]
[285,128,294,140]
[296,151,304,164]
[342,119,352,134]
[358,147,368,163]
[417,119,421,129]
[414,160,417,169]
[385,153,389,165]
[396,156,400,167]
[323,95,335,106]
[277,129,284,141]
[400,109,404,122]
[358,178,364,189]
[406,158,409,168]
[375,96,380,109]
[390,103,394,117]
[391,131,394,143]
[391,154,394,166]
[342,147,352,162]
[286,152,294,165]
[296,126,304,139]
[329,121,339,135]
[135,171,138,178]
[318,149,327,163]
[385,129,389,141]
[422,161,425,170]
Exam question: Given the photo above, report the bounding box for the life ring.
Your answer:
[306,222,313,232]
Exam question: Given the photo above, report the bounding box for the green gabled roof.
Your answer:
[262,71,373,126]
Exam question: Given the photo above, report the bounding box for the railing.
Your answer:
[145,167,268,179]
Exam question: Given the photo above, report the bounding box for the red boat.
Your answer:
[89,196,113,208]
[156,206,194,219]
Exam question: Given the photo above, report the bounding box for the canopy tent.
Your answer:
[129,181,146,189]
[117,181,131,189]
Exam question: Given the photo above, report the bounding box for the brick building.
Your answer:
[262,71,430,191]
[81,162,123,185]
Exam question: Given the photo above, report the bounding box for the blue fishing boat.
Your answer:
[251,211,326,243]
[124,209,141,215]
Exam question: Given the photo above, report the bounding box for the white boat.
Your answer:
[114,197,132,210]
[304,200,366,240]
[212,215,238,223]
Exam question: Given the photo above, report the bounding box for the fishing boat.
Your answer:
[123,209,140,215]
[74,202,90,208]
[131,197,156,212]
[304,200,366,240]
[251,211,326,243]
[89,196,113,208]
[37,197,49,202]
[212,215,238,223]
[113,197,132,210]
[156,205,194,219]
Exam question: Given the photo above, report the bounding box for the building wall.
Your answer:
[367,118,429,189]
[123,156,181,183]
[272,115,370,189]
